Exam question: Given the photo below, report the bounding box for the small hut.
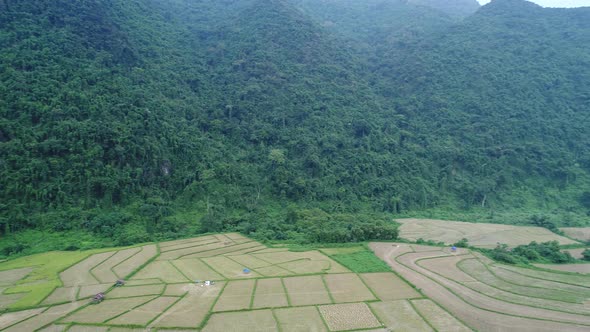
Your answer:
[451,246,457,253]
[115,279,125,287]
[92,292,105,304]
[243,268,251,274]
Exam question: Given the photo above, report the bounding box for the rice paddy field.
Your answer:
[369,241,590,332]
[398,218,581,248]
[1,231,588,331]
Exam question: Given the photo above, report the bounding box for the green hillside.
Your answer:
[1,0,589,256]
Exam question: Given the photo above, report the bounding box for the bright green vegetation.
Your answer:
[1,0,590,254]
[484,241,577,265]
[328,249,393,273]
[0,250,106,309]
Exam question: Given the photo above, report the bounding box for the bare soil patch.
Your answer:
[0,292,26,310]
[77,283,111,299]
[112,244,157,278]
[60,252,115,287]
[62,296,155,323]
[152,282,225,328]
[459,258,586,303]
[318,302,381,331]
[397,218,579,248]
[490,264,590,295]
[130,260,188,283]
[370,300,433,331]
[274,306,327,332]
[0,267,33,287]
[160,237,218,252]
[534,263,590,274]
[202,256,261,279]
[41,286,76,305]
[172,258,223,281]
[369,242,590,332]
[252,278,288,308]
[159,235,216,248]
[202,309,277,332]
[255,265,293,277]
[124,278,161,286]
[560,227,590,242]
[213,279,255,311]
[411,298,471,332]
[417,255,477,282]
[4,301,84,332]
[157,241,228,260]
[91,247,141,283]
[498,265,590,287]
[324,273,375,303]
[0,307,45,330]
[225,254,272,269]
[107,284,164,298]
[564,248,586,259]
[283,275,331,306]
[183,241,263,259]
[360,272,420,301]
[107,296,177,325]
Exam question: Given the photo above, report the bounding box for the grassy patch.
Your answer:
[0,249,114,310]
[328,250,392,273]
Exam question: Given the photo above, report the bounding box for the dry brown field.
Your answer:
[560,227,590,242]
[213,279,255,311]
[107,296,177,325]
[130,260,188,283]
[397,218,580,248]
[274,306,327,332]
[62,296,155,323]
[202,256,261,278]
[283,275,332,306]
[60,252,115,287]
[318,302,381,331]
[112,244,157,278]
[252,278,288,308]
[202,309,277,332]
[360,272,421,300]
[369,242,590,332]
[172,258,224,280]
[369,300,434,331]
[323,273,375,303]
[533,263,590,274]
[91,247,141,283]
[107,284,165,298]
[411,298,471,332]
[4,302,84,332]
[152,281,225,328]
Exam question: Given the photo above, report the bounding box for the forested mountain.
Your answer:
[1,0,589,254]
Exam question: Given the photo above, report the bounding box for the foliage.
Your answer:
[582,248,590,261]
[329,250,392,273]
[0,0,589,252]
[487,241,576,265]
[453,238,469,248]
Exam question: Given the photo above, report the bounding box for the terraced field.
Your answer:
[398,218,580,248]
[3,232,588,331]
[1,233,446,331]
[369,242,590,332]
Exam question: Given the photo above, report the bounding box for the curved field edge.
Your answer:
[0,245,144,311]
[369,242,590,332]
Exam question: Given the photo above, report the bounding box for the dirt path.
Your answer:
[369,243,590,332]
